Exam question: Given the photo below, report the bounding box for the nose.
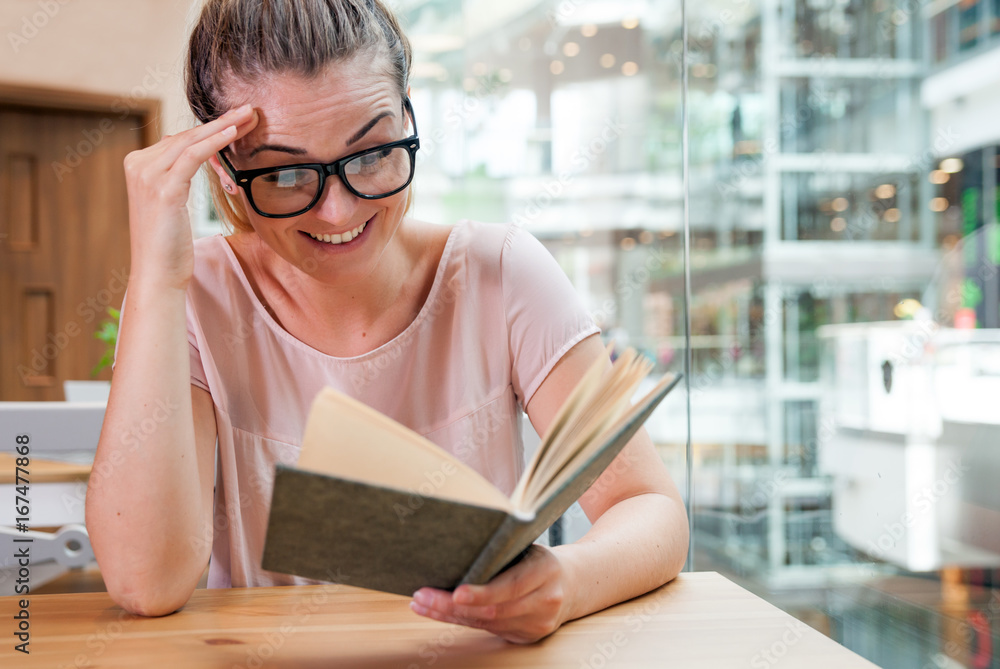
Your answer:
[310,173,360,225]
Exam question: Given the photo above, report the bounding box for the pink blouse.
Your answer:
[141,220,597,588]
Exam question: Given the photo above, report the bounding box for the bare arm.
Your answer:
[410,334,689,642]
[84,104,258,616]
[528,334,689,621]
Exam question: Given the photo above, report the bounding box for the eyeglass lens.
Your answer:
[249,146,412,215]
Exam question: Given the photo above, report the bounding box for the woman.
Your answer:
[85,0,688,644]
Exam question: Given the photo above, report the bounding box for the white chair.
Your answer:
[0,402,105,594]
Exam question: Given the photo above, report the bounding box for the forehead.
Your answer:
[224,57,401,158]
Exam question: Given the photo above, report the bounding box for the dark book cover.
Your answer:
[260,373,681,596]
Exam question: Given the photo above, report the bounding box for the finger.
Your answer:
[413,583,540,623]
[456,581,550,621]
[453,550,547,607]
[151,105,257,171]
[410,602,541,643]
[410,601,493,630]
[165,123,241,183]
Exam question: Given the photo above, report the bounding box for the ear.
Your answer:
[404,87,414,132]
[208,153,237,193]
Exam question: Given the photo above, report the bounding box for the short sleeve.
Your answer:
[187,305,210,392]
[501,224,600,408]
[111,287,210,392]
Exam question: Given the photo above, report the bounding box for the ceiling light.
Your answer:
[874,184,896,199]
[930,197,949,212]
[940,158,964,173]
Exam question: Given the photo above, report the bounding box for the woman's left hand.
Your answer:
[410,544,573,644]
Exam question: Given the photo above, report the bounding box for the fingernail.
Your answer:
[412,591,431,606]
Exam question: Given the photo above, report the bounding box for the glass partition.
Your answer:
[396,0,691,545]
[688,1,1000,668]
[398,0,999,667]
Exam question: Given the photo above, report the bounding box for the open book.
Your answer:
[260,346,681,596]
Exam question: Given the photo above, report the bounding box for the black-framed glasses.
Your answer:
[218,98,420,218]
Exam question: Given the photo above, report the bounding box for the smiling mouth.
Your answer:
[306,219,368,245]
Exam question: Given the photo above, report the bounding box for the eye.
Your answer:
[360,148,392,167]
[260,169,313,188]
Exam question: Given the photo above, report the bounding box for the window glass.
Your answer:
[399,1,1000,667]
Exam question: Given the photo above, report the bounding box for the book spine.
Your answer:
[458,513,533,586]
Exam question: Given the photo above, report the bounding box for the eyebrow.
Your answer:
[246,111,396,160]
[347,111,395,146]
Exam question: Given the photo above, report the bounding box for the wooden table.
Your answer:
[0,572,878,668]
[0,453,91,485]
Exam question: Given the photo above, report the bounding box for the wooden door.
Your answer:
[0,88,157,401]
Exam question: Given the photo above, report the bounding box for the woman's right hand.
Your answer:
[123,104,258,290]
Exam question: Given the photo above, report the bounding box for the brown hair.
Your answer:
[185,0,413,234]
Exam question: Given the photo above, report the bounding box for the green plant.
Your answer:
[91,306,120,377]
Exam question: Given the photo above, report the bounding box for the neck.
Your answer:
[252,224,418,345]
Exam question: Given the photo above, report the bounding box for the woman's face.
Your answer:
[211,55,412,287]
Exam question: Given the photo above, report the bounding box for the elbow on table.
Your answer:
[106,576,195,617]
[666,521,690,581]
[660,499,690,583]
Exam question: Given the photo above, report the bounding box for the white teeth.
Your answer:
[308,221,367,245]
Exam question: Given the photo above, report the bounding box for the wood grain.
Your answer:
[0,572,879,668]
[0,453,90,484]
[0,83,154,401]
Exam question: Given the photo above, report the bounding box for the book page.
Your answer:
[509,346,656,511]
[526,371,679,512]
[516,351,653,508]
[508,342,613,506]
[297,388,513,512]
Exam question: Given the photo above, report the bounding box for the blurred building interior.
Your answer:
[1,1,999,667]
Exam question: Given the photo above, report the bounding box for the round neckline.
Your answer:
[214,223,461,363]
